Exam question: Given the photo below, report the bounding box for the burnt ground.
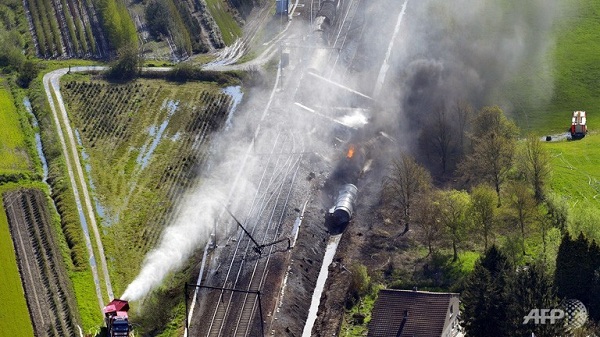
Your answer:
[3,189,80,337]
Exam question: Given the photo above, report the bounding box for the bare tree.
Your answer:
[414,190,445,255]
[459,106,518,204]
[430,106,453,174]
[454,100,474,155]
[382,153,432,235]
[517,134,551,203]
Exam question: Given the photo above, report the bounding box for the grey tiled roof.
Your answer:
[368,289,458,337]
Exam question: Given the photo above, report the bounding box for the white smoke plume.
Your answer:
[121,0,568,303]
[121,186,221,301]
[121,138,259,301]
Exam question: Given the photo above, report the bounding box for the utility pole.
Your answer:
[184,283,265,337]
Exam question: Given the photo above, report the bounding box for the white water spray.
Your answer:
[121,186,225,301]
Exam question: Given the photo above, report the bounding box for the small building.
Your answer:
[368,289,461,337]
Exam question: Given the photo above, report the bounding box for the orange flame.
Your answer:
[347,145,355,158]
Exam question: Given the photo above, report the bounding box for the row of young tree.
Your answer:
[0,0,39,87]
[382,106,555,262]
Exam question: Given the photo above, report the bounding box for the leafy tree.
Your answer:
[17,60,39,88]
[145,0,170,38]
[462,245,514,337]
[108,46,140,81]
[96,0,138,51]
[382,153,431,234]
[588,240,600,321]
[545,192,568,232]
[167,62,196,82]
[347,263,371,307]
[470,184,497,251]
[145,0,192,57]
[555,233,600,320]
[437,189,470,262]
[517,134,551,202]
[459,106,518,204]
[0,28,24,69]
[507,181,537,255]
[555,233,591,304]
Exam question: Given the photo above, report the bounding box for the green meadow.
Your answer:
[0,80,30,174]
[536,0,600,241]
[512,0,600,135]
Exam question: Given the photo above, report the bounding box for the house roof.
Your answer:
[368,289,458,337]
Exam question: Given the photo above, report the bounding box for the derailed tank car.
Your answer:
[326,184,358,234]
[314,0,341,43]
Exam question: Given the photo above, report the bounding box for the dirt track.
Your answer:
[3,189,79,337]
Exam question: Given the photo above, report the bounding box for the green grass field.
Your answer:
[205,0,242,45]
[511,0,600,135]
[545,134,600,241]
[0,186,35,337]
[0,80,30,174]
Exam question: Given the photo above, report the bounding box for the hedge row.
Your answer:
[94,0,137,52]
[28,81,88,269]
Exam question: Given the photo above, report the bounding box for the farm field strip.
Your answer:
[23,0,107,58]
[3,189,78,337]
[0,82,30,173]
[0,191,35,337]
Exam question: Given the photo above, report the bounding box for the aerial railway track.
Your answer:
[193,130,304,337]
[190,0,365,334]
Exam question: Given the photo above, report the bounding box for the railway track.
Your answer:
[191,129,304,337]
[4,189,78,337]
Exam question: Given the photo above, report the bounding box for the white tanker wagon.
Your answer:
[327,183,358,233]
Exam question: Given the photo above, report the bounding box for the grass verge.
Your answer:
[544,134,600,241]
[0,79,31,174]
[205,0,242,45]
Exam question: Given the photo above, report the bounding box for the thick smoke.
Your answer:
[121,0,565,302]
[371,0,563,173]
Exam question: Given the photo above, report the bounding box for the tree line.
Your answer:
[382,105,553,262]
[381,104,600,335]
[462,238,600,337]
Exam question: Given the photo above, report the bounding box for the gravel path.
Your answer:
[43,67,113,310]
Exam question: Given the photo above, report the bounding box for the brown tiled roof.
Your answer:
[368,289,458,337]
